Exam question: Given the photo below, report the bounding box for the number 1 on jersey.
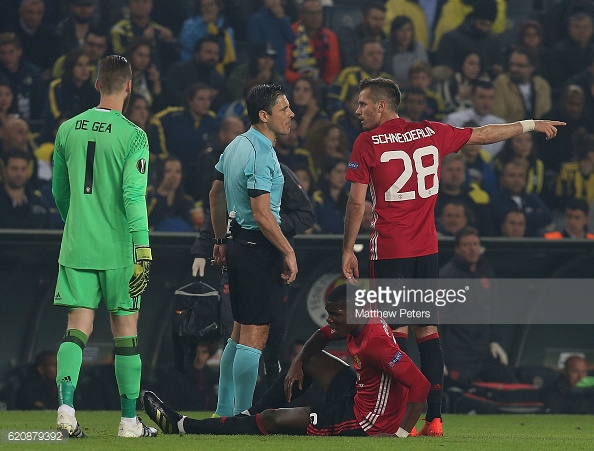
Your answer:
[381,145,439,201]
[84,141,96,194]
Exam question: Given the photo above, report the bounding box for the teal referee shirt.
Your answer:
[215,127,284,230]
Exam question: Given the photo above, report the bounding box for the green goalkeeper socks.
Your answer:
[56,329,88,408]
[114,335,141,418]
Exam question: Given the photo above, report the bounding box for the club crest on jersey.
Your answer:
[348,161,359,170]
[389,351,402,367]
[136,158,147,174]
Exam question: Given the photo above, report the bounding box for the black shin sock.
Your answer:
[417,334,444,421]
[248,371,312,415]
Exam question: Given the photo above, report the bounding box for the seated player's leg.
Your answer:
[106,268,157,437]
[143,390,309,435]
[54,266,101,438]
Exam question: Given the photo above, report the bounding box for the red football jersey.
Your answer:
[346,118,472,259]
[321,319,428,435]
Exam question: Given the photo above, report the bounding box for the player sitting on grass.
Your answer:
[143,283,430,437]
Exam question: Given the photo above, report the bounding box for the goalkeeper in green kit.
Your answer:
[52,55,157,439]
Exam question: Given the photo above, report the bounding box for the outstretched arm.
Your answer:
[467,120,566,145]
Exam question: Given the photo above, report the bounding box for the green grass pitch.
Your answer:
[1,411,593,450]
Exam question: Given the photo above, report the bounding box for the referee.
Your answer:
[209,84,298,417]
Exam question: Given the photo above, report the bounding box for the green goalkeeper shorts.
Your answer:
[54,264,140,315]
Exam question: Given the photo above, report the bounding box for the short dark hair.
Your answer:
[509,46,536,67]
[124,37,152,62]
[193,35,220,54]
[2,149,31,166]
[183,82,211,105]
[359,77,401,113]
[502,208,525,225]
[0,32,21,48]
[327,283,347,304]
[358,37,383,55]
[362,0,385,15]
[566,198,589,215]
[454,226,480,246]
[471,79,494,95]
[246,84,286,125]
[97,55,131,95]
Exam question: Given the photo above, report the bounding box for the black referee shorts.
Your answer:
[226,226,285,325]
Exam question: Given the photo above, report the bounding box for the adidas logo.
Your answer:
[54,292,62,301]
[61,376,71,383]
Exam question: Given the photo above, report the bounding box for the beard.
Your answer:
[122,91,131,115]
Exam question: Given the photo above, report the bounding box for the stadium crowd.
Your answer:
[1,0,594,419]
[2,0,594,237]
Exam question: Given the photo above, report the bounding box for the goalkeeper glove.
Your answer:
[129,246,152,298]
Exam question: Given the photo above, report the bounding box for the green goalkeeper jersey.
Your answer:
[53,107,150,269]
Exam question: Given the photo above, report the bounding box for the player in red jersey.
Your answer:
[142,283,430,437]
[342,77,564,436]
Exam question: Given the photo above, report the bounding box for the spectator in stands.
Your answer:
[15,351,58,410]
[543,354,594,414]
[110,0,176,69]
[125,93,151,133]
[381,15,428,89]
[545,198,594,239]
[55,0,97,55]
[491,160,553,237]
[285,0,341,85]
[444,80,505,157]
[155,341,219,411]
[179,0,236,77]
[331,86,362,150]
[274,117,315,183]
[435,0,503,78]
[52,28,108,81]
[10,0,60,78]
[432,0,507,54]
[545,13,594,90]
[148,83,218,180]
[434,51,490,115]
[337,1,387,69]
[289,76,327,143]
[400,86,429,122]
[0,117,40,187]
[567,56,594,124]
[125,37,165,112]
[0,150,49,229]
[146,156,196,232]
[0,81,18,127]
[304,121,349,178]
[247,0,295,75]
[556,137,594,208]
[436,200,470,237]
[493,134,545,196]
[499,209,526,238]
[190,116,246,206]
[543,0,594,48]
[0,32,46,121]
[435,153,495,236]
[44,49,98,138]
[440,227,517,389]
[312,157,348,234]
[458,121,497,195]
[408,61,445,121]
[492,47,552,123]
[383,0,440,50]
[226,42,284,103]
[537,84,594,180]
[508,20,546,76]
[216,79,253,129]
[164,36,227,111]
[327,39,392,116]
